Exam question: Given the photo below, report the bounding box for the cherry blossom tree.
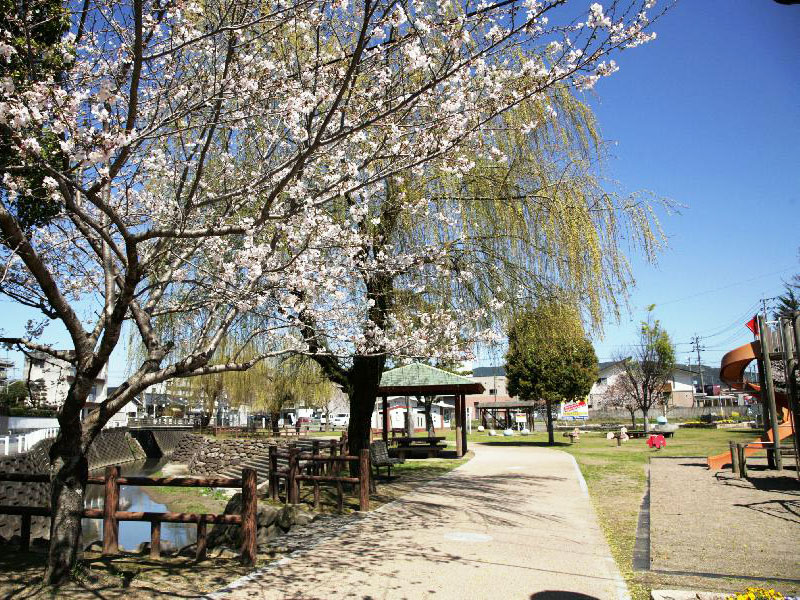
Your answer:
[1,0,665,582]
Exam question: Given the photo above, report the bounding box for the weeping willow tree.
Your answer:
[129,323,338,427]
[298,84,670,459]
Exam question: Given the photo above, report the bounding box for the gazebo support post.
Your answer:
[455,394,463,458]
[460,393,468,454]
[382,395,389,444]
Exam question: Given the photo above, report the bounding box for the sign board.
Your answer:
[559,400,589,420]
[514,413,527,424]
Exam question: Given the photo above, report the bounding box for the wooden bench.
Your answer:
[370,440,404,479]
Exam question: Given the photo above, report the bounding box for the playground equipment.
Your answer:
[706,336,794,470]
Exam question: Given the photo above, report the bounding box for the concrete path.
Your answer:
[211,443,628,600]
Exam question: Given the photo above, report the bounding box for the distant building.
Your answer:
[465,366,516,421]
[370,396,453,431]
[588,360,627,409]
[589,361,724,409]
[139,379,194,417]
[23,351,107,408]
[0,358,14,385]
[100,386,142,427]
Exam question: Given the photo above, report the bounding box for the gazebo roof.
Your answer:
[377,363,485,396]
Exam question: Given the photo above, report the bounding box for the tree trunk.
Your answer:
[642,407,650,432]
[45,420,88,584]
[346,354,385,474]
[271,411,280,435]
[423,398,434,436]
[629,408,636,429]
[545,401,554,445]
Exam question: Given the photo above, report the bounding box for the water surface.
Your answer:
[83,458,197,551]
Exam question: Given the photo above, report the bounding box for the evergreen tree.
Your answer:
[505,302,598,444]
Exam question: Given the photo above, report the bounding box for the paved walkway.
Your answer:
[211,443,628,600]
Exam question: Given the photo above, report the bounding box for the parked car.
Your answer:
[331,413,350,427]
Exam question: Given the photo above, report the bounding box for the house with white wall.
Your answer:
[23,351,108,409]
[590,361,708,409]
[587,360,627,409]
[370,396,454,431]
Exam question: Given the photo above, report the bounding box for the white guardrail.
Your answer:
[1,427,59,456]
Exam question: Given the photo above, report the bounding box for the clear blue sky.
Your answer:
[1,0,799,383]
[583,0,800,368]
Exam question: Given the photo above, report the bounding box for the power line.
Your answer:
[655,267,794,307]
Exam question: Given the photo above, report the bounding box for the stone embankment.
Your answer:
[187,437,273,477]
[0,427,190,541]
[169,433,206,463]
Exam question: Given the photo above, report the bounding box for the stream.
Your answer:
[82,458,197,551]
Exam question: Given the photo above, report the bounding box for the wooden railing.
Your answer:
[0,468,258,564]
[268,440,370,512]
[728,440,797,478]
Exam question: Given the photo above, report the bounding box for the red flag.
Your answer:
[745,315,758,335]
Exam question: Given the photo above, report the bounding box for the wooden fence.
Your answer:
[0,469,258,563]
[268,440,370,512]
[0,433,373,559]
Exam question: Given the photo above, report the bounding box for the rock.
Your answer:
[292,509,314,527]
[257,505,280,527]
[211,547,239,559]
[502,429,514,436]
[178,543,196,558]
[276,506,295,531]
[477,425,485,432]
[136,541,150,554]
[84,540,103,553]
[256,523,279,544]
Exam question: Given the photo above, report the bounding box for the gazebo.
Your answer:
[376,363,485,457]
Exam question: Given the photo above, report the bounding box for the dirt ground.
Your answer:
[648,456,800,593]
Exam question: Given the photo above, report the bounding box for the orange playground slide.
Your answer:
[706,341,793,470]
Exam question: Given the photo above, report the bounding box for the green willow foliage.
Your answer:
[390,85,666,335]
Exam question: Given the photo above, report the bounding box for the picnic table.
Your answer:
[627,430,674,439]
[392,436,446,459]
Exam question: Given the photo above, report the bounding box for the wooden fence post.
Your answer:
[359,449,370,511]
[288,446,299,504]
[20,513,31,551]
[196,521,207,560]
[737,444,748,478]
[268,445,277,501]
[335,453,343,513]
[150,521,161,559]
[328,440,336,474]
[729,441,740,476]
[312,440,320,475]
[103,465,120,555]
[312,440,321,510]
[241,467,257,565]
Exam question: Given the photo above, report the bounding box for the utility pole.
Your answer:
[691,335,706,393]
